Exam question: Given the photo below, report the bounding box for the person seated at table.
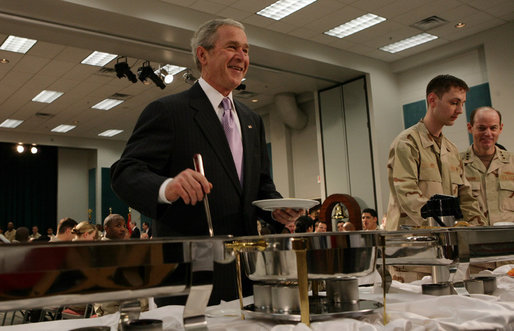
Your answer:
[336,220,345,232]
[72,221,99,241]
[102,214,127,240]
[12,227,29,243]
[342,221,355,232]
[29,226,41,241]
[295,216,314,233]
[51,218,78,242]
[361,208,378,231]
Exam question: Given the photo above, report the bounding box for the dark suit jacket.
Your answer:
[130,227,141,239]
[111,83,282,237]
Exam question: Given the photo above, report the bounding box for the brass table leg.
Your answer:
[292,238,310,326]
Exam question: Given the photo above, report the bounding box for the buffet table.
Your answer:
[2,265,513,330]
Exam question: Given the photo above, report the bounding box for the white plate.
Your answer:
[252,198,319,211]
[493,222,514,226]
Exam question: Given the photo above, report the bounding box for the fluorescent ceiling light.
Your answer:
[32,90,64,103]
[380,33,438,53]
[0,119,23,128]
[98,129,123,137]
[91,98,124,110]
[81,51,118,66]
[51,124,76,133]
[257,0,316,20]
[0,35,37,54]
[324,13,386,38]
[156,64,187,76]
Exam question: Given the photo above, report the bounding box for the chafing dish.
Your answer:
[236,232,379,281]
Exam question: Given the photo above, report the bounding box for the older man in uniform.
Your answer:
[386,74,485,231]
[461,107,514,224]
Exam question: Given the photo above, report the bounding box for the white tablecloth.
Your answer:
[2,265,513,331]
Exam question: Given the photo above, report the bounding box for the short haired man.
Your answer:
[103,214,127,240]
[111,18,298,238]
[29,226,41,241]
[52,217,78,241]
[361,208,378,231]
[314,221,327,232]
[460,107,514,225]
[129,221,141,239]
[295,216,314,233]
[386,74,485,230]
[336,220,345,232]
[4,222,16,242]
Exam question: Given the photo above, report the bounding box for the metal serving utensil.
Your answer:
[193,154,214,237]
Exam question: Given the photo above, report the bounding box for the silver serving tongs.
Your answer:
[193,154,214,237]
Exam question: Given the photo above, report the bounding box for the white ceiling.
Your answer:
[0,0,512,141]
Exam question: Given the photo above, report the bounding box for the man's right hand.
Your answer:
[164,169,213,205]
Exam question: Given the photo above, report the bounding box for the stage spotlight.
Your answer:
[16,143,24,153]
[137,61,165,89]
[114,57,137,83]
[183,70,197,85]
[31,146,38,154]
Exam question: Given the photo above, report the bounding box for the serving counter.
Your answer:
[0,226,513,329]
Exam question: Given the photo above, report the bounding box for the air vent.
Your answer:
[411,15,448,31]
[111,93,131,99]
[235,91,257,99]
[35,112,54,119]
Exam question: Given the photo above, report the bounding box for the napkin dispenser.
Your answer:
[421,194,463,227]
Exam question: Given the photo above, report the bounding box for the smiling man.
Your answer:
[111,18,296,238]
[461,107,514,225]
[386,75,485,230]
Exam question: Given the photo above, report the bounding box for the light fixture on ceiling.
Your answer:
[257,0,316,20]
[30,144,38,154]
[98,129,123,137]
[81,51,118,67]
[0,119,23,128]
[138,61,165,89]
[32,90,64,103]
[0,58,9,64]
[16,143,24,153]
[379,33,438,53]
[92,98,124,110]
[114,57,137,83]
[156,64,187,85]
[0,35,37,54]
[51,124,76,133]
[183,69,198,85]
[455,22,466,28]
[324,13,386,38]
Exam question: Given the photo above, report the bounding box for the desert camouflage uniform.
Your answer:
[386,121,485,230]
[461,147,514,225]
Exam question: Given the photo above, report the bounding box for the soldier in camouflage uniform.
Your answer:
[461,107,514,225]
[386,75,485,231]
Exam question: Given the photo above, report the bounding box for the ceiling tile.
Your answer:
[160,0,197,7]
[27,41,66,59]
[243,14,276,28]
[13,55,51,74]
[217,6,253,20]
[230,0,276,13]
[288,27,319,40]
[268,21,298,34]
[190,0,226,14]
[374,0,427,19]
[351,0,396,12]
[305,6,367,32]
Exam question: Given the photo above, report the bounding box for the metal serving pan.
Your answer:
[231,232,379,281]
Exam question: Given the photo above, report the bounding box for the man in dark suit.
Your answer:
[111,18,299,303]
[111,18,296,237]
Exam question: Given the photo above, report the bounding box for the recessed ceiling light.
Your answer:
[251,99,259,103]
[379,33,438,53]
[0,35,37,54]
[0,58,9,64]
[81,51,118,67]
[16,144,24,153]
[91,98,124,110]
[98,129,123,137]
[257,0,316,20]
[51,124,76,133]
[32,90,64,103]
[455,22,466,28]
[0,119,23,128]
[324,13,386,38]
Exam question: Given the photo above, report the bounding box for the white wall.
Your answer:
[57,147,90,222]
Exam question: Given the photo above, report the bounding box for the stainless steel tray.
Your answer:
[243,298,382,321]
